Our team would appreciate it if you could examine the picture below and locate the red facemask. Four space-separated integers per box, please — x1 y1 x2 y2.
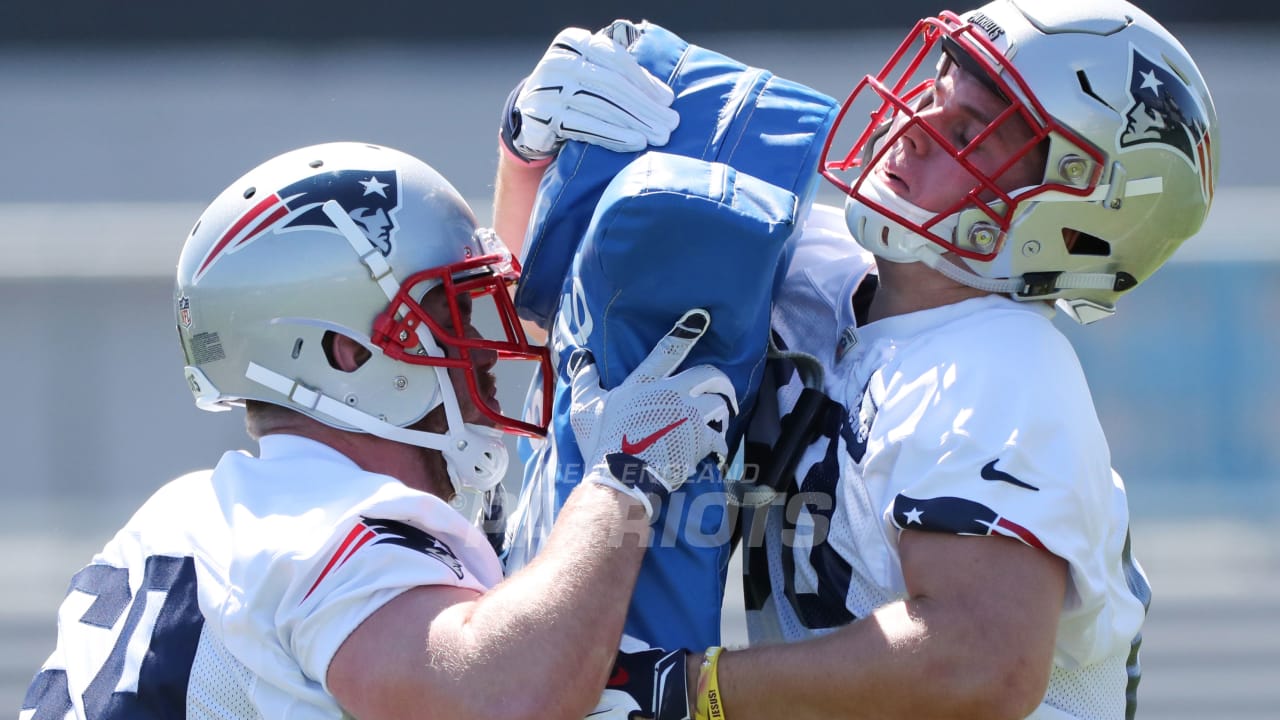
819 11 1103 261
372 253 552 438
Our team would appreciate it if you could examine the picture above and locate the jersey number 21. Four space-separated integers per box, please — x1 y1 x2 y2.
22 555 204 719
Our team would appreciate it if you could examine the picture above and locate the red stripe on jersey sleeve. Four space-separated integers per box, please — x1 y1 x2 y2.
994 517 1047 552
301 522 368 604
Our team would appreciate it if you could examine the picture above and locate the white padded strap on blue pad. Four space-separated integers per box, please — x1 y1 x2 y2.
514 20 838 330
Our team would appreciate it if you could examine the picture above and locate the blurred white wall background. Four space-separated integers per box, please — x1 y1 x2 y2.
2 28 1277 717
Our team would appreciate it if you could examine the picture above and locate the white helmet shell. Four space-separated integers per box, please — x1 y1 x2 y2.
176 142 551 492
826 0 1219 321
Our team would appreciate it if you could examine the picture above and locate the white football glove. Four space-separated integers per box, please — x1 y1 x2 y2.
569 309 737 519
503 23 679 162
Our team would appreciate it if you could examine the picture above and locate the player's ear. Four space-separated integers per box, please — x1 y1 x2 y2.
323 331 372 373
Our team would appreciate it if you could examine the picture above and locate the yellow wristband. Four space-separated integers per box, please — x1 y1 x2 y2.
695 646 726 720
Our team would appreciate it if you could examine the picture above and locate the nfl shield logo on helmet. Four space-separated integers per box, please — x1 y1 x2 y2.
178 295 192 328
194 168 402 281
1119 47 1214 203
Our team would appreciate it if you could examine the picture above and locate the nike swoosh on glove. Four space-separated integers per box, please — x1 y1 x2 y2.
569 309 737 520
501 24 679 162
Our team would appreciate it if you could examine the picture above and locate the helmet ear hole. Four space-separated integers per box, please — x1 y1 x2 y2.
1063 229 1111 257
322 331 372 372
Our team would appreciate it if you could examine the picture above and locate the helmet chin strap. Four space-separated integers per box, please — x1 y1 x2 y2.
240 201 510 495
917 250 1025 293
846 175 1119 298
845 174 952 265
244 361 508 493
847 175 1022 292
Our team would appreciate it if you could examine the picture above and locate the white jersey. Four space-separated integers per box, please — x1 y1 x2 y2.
743 205 1149 720
22 434 502 720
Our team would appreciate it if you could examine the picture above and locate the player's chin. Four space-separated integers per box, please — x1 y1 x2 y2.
460 396 501 428
475 396 503 426
478 373 502 415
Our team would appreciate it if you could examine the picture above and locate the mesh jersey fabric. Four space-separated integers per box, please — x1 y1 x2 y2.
741 204 1150 719
22 434 500 719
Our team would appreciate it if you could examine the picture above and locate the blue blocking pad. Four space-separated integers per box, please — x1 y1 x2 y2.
540 152 799 651
559 152 801 449
510 22 837 652
514 20 838 331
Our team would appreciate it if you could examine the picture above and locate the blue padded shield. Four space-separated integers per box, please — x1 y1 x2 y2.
538 152 800 651
514 20 838 331
507 23 837 652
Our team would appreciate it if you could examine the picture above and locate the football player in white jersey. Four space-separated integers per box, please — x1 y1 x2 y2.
21 141 737 720
495 1 1218 717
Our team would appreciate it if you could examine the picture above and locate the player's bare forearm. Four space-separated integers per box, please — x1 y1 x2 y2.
492 144 549 266
407 309 722 718
713 532 1066 720
439 481 650 715
329 481 649 720
493 144 551 343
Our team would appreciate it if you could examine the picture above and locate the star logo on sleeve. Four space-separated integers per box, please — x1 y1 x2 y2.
891 494 1045 550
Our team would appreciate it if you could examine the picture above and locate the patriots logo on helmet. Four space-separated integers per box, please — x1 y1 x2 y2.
1119 48 1214 202
194 168 401 281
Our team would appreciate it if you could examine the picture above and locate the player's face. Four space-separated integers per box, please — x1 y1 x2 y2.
416 285 502 427
872 58 1044 212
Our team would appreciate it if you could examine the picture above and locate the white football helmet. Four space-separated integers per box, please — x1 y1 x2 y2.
175 142 551 493
821 0 1219 323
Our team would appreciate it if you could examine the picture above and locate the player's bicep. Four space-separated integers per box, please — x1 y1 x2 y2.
899 529 1066 690
327 584 482 720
